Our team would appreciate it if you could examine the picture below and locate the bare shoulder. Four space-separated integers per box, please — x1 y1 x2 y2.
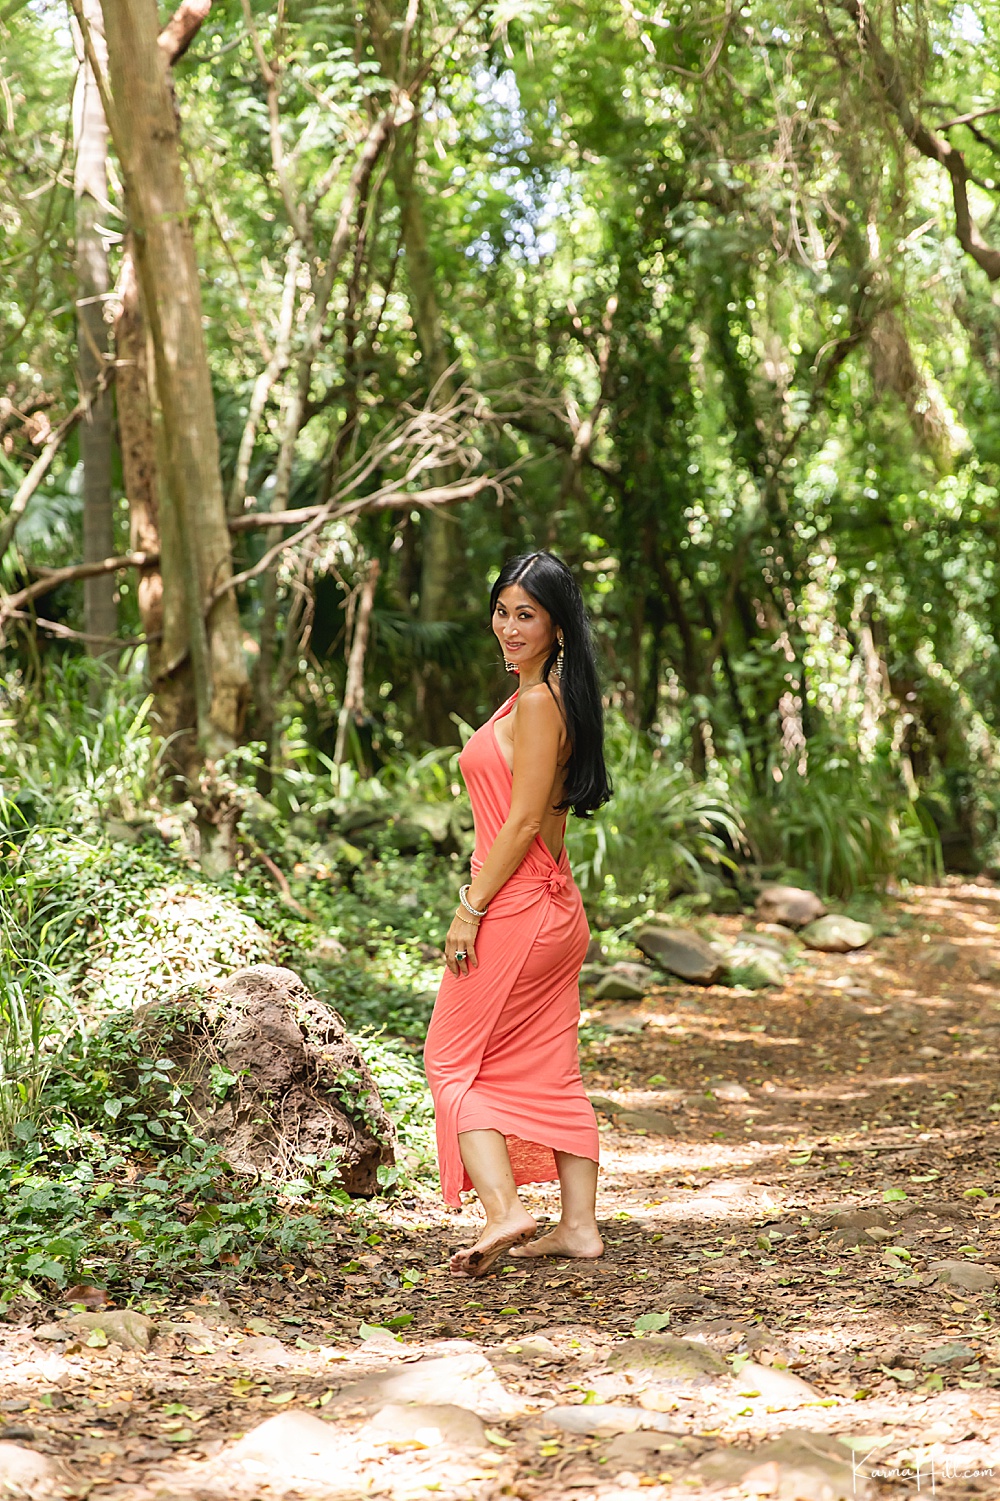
515 681 566 733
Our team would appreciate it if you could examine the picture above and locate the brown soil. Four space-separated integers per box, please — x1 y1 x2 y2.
3 882 1000 1499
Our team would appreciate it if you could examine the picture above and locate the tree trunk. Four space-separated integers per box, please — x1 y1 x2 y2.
114 242 169 693
392 145 462 743
72 0 116 653
95 0 250 808
334 558 380 768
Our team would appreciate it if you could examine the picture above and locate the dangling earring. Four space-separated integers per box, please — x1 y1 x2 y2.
555 634 565 678
505 658 519 674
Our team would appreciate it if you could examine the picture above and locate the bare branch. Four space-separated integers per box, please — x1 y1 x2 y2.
227 242 300 515
936 104 1000 132
3 610 155 647
157 0 211 65
216 474 501 604
0 366 115 565
835 0 1000 280
0 551 154 621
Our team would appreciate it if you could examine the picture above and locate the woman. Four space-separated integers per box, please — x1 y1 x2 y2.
424 551 612 1278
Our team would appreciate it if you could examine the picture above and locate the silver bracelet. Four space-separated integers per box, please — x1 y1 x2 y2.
459 883 488 918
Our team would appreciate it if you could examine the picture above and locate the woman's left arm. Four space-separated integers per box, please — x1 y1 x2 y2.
443 687 564 976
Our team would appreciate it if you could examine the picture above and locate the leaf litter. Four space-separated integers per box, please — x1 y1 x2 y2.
1 881 1000 1496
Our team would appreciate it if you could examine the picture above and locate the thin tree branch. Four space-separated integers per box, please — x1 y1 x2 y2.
227 242 300 515
157 0 211 65
215 473 501 604
0 366 115 564
0 551 154 618
936 105 1000 132
3 610 155 647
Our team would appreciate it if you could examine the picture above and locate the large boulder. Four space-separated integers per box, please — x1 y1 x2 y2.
129 966 395 1195
754 885 826 928
634 927 723 985
800 915 874 952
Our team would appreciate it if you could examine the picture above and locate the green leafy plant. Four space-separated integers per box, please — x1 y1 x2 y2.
741 752 942 897
567 716 744 906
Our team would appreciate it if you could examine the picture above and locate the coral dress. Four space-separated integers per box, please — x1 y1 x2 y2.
424 692 599 1206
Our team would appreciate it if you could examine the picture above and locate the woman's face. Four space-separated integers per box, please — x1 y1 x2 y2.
492 584 558 676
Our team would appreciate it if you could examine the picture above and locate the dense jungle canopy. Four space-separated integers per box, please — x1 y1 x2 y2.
3 0 1000 881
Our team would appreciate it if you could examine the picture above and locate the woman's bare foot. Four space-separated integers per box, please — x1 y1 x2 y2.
510 1222 603 1260
450 1209 537 1278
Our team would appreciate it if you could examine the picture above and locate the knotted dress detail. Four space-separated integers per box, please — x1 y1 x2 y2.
423 692 599 1205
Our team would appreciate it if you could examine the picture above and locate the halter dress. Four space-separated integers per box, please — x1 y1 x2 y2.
423 691 599 1206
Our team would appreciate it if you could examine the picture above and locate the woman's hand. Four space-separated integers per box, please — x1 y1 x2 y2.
445 911 479 977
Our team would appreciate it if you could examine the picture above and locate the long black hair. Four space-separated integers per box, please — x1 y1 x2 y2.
490 551 612 818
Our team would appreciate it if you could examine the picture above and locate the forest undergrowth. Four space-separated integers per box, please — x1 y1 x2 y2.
0 659 944 1311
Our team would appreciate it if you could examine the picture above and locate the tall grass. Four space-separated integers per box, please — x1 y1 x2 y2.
1 657 155 827
742 754 942 898
566 716 744 903
0 797 81 1148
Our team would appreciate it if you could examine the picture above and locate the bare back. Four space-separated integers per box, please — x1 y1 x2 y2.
492 685 569 863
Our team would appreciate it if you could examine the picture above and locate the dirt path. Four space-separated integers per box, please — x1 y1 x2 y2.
3 882 1000 1498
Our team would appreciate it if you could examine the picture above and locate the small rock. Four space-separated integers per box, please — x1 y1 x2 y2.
598 1006 648 1031
30 1326 69 1344
334 1351 520 1418
595 973 649 1002
709 1080 750 1103
610 960 654 986
0 1443 71 1499
224 1411 349 1480
59 1310 155 1351
733 1358 819 1408
615 1109 676 1136
501 1335 561 1362
825 1208 901 1248
801 915 875 952
692 1430 868 1500
755 885 826 929
929 1260 1000 1293
725 940 785 987
357 1329 406 1355
361 1404 487 1450
607 1335 728 1386
920 1341 977 1368
634 927 724 984
918 1046 944 1059
0 1427 35 1444
234 1335 292 1364
546 1405 677 1436
655 1281 712 1310
926 942 961 969
588 1095 620 1116
604 1429 686 1470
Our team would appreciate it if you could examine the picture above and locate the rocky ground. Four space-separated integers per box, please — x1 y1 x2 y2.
3 879 1000 1499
